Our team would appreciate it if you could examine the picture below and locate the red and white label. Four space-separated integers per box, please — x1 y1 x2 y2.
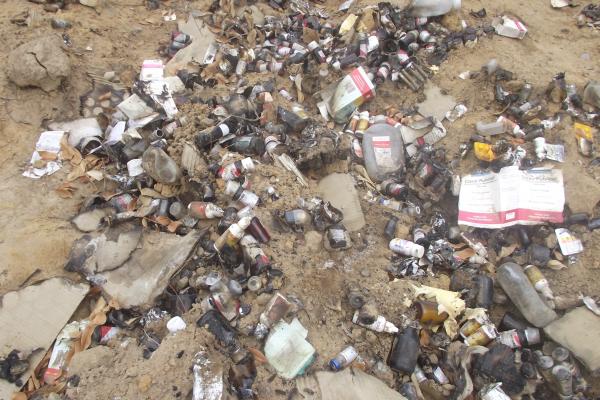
350 68 375 101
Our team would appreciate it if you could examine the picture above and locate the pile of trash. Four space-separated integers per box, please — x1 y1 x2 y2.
3 0 600 399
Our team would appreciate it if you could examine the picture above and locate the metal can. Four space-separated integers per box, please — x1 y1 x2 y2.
464 324 497 346
460 319 482 339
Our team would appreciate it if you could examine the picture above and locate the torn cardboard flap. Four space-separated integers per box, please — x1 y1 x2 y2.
98 230 203 309
0 278 89 400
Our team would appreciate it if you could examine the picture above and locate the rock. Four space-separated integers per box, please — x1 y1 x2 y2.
138 375 152 393
7 36 70 91
68 346 115 377
304 231 323 252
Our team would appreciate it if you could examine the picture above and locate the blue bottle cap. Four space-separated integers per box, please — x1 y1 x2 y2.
329 359 341 371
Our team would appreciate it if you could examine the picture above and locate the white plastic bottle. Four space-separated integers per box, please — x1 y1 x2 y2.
362 124 405 182
410 0 461 17
389 239 425 258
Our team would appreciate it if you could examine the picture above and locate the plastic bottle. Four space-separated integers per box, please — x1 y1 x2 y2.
362 124 405 182
141 146 182 184
329 346 358 370
409 0 461 17
352 310 398 333
389 239 425 258
387 326 420 373
496 262 557 328
214 217 252 252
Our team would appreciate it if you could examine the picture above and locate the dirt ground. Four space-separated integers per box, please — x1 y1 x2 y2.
1 0 600 399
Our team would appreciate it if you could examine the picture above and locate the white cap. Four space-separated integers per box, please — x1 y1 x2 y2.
167 316 187 333
452 0 461 11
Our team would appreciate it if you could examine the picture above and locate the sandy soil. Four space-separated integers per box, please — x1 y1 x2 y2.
0 0 599 399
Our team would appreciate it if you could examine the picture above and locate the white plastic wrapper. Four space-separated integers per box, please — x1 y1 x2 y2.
23 131 65 179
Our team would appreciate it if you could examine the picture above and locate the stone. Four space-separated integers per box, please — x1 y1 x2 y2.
7 36 70 92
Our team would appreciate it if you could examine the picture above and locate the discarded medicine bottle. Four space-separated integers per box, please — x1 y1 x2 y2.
188 202 224 219
324 223 352 250
414 300 448 324
497 262 557 328
523 265 554 300
238 207 271 243
329 346 358 371
362 124 405 182
389 239 425 258
240 234 271 276
388 326 420 374
380 179 408 200
216 157 255 181
214 217 252 252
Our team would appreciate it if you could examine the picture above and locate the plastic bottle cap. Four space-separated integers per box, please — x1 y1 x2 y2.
329 359 342 370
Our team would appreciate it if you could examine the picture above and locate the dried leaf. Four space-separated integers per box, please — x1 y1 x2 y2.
294 74 304 104
67 161 87 181
247 29 257 48
140 188 167 199
454 247 475 259
86 170 104 181
498 243 518 259
56 182 77 198
167 220 183 233
547 259 568 270
153 215 172 227
247 347 267 364
60 135 83 165
12 392 28 400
